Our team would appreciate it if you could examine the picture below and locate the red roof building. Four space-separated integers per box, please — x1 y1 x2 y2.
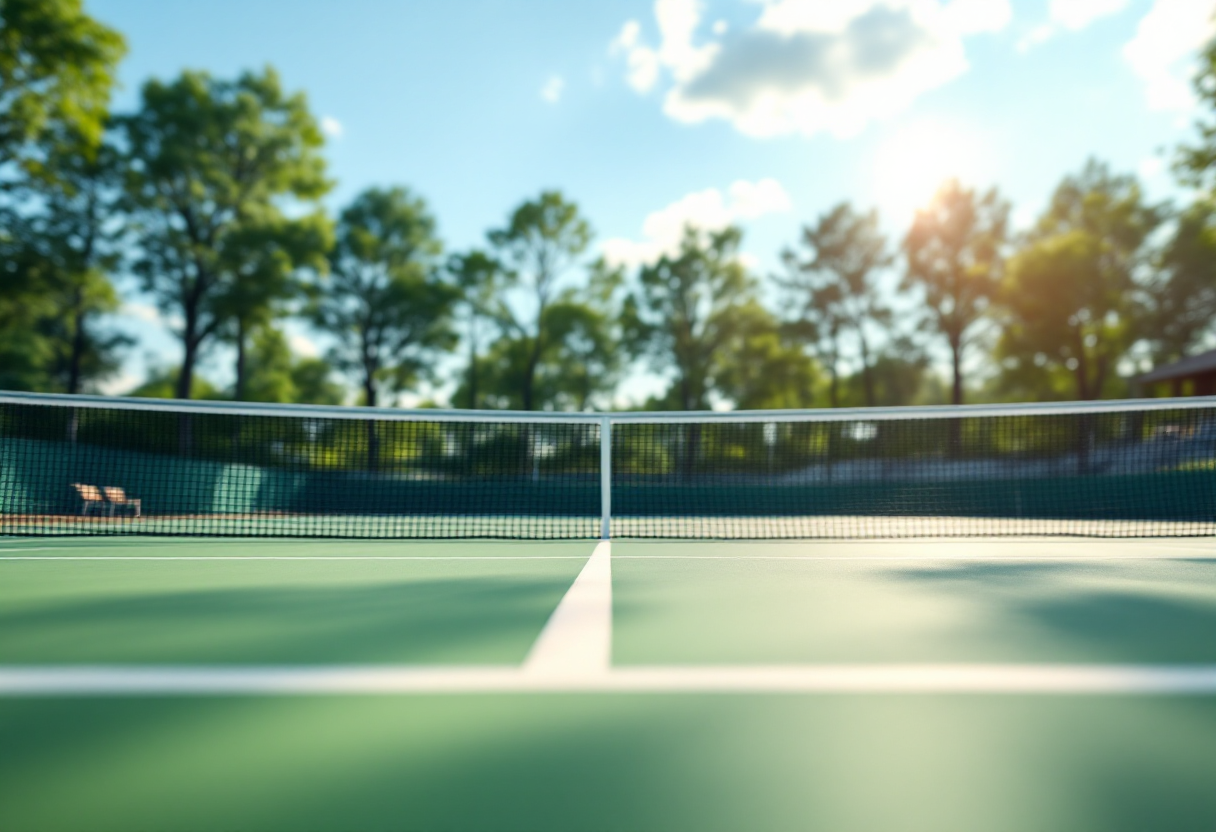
1133 348 1216 397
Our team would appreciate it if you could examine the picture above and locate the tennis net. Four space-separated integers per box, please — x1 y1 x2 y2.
1 391 1214 538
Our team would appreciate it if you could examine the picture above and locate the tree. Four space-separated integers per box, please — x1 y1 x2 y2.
126 366 222 400
997 160 1162 400
1175 33 1216 195
902 179 1009 405
446 249 503 409
1144 200 1216 364
0 0 125 174
24 134 129 393
0 211 56 390
461 258 622 411
310 187 456 408
714 304 820 410
216 215 331 400
487 191 593 411
841 337 941 407
780 203 893 407
241 326 343 405
118 67 331 400
624 226 759 411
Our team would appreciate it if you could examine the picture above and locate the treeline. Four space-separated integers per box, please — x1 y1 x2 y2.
3 1 1216 412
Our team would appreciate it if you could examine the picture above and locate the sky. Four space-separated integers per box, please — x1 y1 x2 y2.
90 0 1216 404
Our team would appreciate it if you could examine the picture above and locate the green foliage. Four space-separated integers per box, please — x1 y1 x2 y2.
1175 35 1216 193
240 327 344 405
118 67 331 399
1144 199 1216 362
902 179 1009 404
714 305 821 410
624 226 760 411
0 134 128 393
779 203 893 407
0 211 55 389
446 248 504 409
462 258 623 411
485 190 596 410
997 160 1162 401
125 366 223 400
309 186 457 407
0 0 125 171
840 337 944 407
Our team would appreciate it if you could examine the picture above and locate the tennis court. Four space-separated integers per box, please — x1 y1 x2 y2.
2 534 1216 831
2 392 1216 830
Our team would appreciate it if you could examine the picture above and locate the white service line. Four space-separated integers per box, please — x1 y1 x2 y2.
0 556 588 561
609 555 1216 561
523 540 612 676
3 664 1216 695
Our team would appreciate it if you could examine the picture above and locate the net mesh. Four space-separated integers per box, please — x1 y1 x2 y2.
2 396 1214 539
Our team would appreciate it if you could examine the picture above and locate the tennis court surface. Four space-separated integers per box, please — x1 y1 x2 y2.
2 393 1216 830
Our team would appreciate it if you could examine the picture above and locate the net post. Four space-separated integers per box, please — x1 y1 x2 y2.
600 415 611 540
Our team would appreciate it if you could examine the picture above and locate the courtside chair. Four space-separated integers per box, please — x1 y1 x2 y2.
72 483 106 516
102 487 141 518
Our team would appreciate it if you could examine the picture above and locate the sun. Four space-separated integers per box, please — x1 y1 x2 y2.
872 124 978 221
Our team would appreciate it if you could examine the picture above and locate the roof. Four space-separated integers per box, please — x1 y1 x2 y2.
1134 348 1216 384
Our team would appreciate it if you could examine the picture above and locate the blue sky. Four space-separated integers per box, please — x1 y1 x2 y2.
91 0 1215 403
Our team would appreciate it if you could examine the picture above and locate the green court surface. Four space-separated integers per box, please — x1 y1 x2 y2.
2 536 1216 832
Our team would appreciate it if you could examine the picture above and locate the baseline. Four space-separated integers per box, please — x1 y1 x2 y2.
3 664 1216 695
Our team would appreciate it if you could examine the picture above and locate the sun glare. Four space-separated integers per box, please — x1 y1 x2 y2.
873 125 978 220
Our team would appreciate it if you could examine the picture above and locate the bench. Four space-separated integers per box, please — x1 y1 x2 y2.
72 483 107 516
102 487 142 518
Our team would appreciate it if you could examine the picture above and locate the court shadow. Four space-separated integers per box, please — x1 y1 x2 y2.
0 573 573 664
3 695 1216 832
888 560 1216 663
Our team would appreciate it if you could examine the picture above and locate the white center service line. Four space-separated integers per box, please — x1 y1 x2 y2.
2 664 1215 695
523 540 613 676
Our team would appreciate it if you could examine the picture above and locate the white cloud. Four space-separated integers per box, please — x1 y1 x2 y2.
1050 0 1129 31
289 333 320 359
120 301 184 333
1138 154 1166 181
320 116 343 138
1016 23 1056 52
1123 0 1216 111
601 178 792 268
944 0 1012 34
541 75 565 103
120 302 161 325
98 369 141 397
1020 0 1129 50
611 19 663 92
609 0 1012 138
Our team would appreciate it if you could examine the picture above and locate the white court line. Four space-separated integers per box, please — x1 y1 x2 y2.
523 540 612 676
610 555 1216 561
3 664 1215 695
0 556 588 561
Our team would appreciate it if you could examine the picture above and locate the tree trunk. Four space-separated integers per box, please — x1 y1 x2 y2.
948 332 963 456
858 331 875 408
178 332 197 400
1073 344 1091 401
522 340 541 411
67 289 86 396
176 330 198 456
826 333 840 408
949 333 963 406
364 372 379 472
234 318 248 402
467 341 478 409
